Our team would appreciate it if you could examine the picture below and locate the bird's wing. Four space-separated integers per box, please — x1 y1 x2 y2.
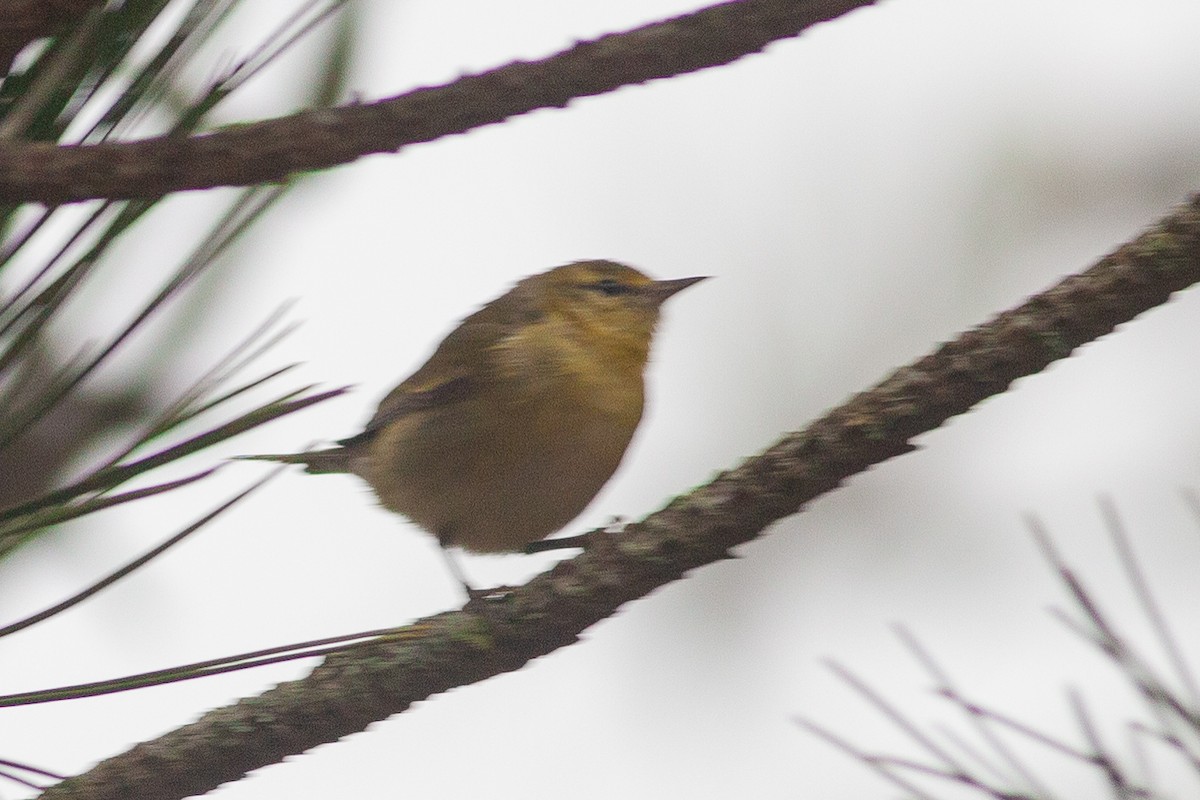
337 314 517 447
338 373 474 447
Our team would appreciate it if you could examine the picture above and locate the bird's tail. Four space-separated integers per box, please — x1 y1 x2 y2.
236 447 351 474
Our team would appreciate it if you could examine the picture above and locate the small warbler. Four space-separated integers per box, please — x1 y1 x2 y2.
248 260 705 592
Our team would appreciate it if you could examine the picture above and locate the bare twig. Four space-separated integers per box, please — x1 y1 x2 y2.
899 625 1058 798
1099 498 1200 710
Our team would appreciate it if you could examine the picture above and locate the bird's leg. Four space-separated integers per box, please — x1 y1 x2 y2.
439 545 479 599
438 540 516 602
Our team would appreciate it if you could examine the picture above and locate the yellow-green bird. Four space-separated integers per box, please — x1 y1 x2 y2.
248 260 705 594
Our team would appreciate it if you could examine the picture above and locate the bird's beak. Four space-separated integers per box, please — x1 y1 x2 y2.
646 275 709 305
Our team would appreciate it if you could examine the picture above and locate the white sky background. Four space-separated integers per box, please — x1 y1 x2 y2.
5 0 1200 797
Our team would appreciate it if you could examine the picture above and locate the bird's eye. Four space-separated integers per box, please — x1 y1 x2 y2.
590 278 632 296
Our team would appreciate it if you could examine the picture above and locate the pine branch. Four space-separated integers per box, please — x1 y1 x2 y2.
0 0 355 527
0 0 879 204
35 194 1200 800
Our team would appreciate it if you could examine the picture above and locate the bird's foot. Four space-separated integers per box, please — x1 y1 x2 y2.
524 517 628 554
463 583 518 603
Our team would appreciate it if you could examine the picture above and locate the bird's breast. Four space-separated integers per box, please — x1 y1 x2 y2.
357 340 646 553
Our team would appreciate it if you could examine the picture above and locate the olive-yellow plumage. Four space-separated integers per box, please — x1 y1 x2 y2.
250 260 704 577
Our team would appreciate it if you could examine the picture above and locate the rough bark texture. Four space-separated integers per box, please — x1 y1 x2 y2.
0 0 879 204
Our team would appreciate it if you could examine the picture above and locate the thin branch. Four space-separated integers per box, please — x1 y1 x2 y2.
1034 520 1200 736
0 466 243 639
0 623 420 706
1127 720 1200 779
824 657 972 778
0 385 347 522
1099 497 1200 710
0 467 217 547
792 715 942 799
0 756 63 782
898 624 1059 798
0 0 879 204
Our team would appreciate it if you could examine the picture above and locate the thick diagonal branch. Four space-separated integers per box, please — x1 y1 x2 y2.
36 197 1200 800
0 0 878 205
